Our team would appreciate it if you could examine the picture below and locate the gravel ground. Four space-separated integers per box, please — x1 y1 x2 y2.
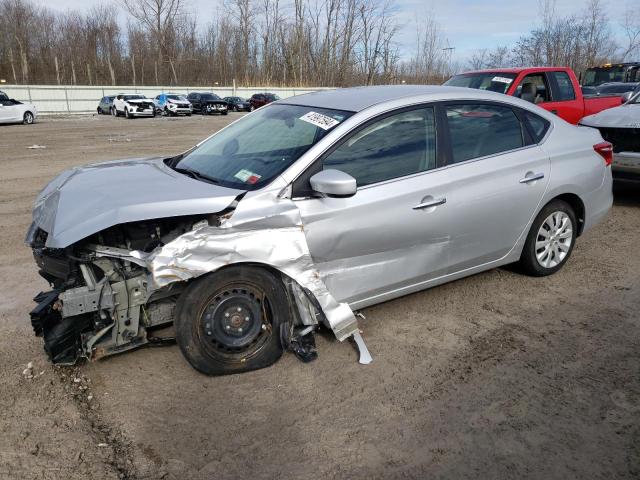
0 114 638 480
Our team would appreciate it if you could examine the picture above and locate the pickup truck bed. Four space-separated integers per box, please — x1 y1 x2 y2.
445 67 623 124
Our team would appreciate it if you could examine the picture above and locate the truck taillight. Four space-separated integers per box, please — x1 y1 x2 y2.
593 142 613 166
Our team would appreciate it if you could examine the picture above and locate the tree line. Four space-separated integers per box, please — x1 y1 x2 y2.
0 0 638 87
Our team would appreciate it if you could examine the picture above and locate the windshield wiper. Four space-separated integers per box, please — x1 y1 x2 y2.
174 166 220 184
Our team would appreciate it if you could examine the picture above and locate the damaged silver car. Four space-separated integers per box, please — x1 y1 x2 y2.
26 86 613 375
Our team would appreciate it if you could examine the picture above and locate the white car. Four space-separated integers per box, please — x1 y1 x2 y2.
112 94 156 119
0 91 37 125
154 93 193 116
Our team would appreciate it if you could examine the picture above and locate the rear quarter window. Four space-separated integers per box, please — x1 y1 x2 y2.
523 111 551 143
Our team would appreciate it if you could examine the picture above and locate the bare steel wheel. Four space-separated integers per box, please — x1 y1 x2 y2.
519 199 577 277
175 265 287 375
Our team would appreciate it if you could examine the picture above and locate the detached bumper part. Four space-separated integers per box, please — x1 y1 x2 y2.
30 290 91 364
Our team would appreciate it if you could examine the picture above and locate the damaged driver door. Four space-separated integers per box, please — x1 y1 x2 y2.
293 105 451 308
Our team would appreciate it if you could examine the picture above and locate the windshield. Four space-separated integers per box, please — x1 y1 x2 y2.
582 67 626 87
201 94 220 101
175 104 353 189
124 95 146 100
444 73 517 94
167 94 186 101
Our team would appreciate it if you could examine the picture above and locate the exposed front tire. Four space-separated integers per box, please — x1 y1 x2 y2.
519 200 577 277
125 108 133 119
23 111 34 124
175 266 287 376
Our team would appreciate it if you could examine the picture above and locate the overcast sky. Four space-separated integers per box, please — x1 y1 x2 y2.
37 0 632 61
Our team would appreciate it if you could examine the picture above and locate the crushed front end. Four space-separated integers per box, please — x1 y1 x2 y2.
26 216 206 365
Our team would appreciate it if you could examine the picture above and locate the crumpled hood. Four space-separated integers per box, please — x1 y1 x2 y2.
580 103 640 128
27 157 245 249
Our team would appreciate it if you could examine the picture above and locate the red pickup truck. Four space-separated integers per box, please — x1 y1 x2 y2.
444 67 623 124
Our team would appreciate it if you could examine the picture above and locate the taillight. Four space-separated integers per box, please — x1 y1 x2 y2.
593 141 613 166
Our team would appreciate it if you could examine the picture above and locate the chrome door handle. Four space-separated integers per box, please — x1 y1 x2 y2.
519 173 545 184
413 197 446 210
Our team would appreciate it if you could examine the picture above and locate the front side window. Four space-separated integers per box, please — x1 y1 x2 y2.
175 104 352 189
550 71 576 101
514 74 550 103
445 104 524 164
322 107 437 187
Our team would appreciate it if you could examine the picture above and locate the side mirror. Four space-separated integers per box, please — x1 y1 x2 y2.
309 169 357 197
621 91 633 104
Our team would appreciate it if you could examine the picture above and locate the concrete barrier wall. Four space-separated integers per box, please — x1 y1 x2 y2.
0 85 334 114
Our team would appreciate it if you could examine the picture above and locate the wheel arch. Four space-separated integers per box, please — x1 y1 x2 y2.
547 193 585 236
171 261 311 327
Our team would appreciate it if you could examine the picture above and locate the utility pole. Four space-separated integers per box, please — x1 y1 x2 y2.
442 46 455 82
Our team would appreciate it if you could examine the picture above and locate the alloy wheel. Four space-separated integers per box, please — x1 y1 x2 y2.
535 211 573 268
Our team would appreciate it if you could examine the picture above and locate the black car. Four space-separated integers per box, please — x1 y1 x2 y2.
222 96 251 112
97 95 116 115
187 92 228 115
595 82 639 96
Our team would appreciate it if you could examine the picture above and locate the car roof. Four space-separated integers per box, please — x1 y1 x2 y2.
278 85 522 112
458 67 570 75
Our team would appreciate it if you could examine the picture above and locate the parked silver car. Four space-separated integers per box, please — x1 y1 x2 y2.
26 86 613 375
580 85 640 181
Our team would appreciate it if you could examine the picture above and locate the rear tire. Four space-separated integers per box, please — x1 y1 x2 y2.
175 266 287 375
519 200 577 277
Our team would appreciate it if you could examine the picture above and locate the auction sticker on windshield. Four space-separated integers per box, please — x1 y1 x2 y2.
492 76 514 84
300 111 340 130
234 169 262 184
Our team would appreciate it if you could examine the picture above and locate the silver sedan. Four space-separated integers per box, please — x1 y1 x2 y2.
26 86 613 375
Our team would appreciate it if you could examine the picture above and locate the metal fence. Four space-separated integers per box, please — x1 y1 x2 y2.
0 84 333 114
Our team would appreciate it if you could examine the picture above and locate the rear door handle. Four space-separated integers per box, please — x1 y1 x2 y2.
519 172 545 184
413 197 446 210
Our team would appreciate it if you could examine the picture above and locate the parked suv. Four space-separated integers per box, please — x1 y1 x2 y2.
97 95 116 115
154 93 192 116
249 93 280 111
187 92 228 115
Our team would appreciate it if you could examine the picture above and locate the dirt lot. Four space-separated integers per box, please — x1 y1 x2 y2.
0 114 638 480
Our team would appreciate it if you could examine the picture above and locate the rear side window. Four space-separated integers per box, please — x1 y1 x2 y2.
523 111 550 143
445 104 524 163
550 71 576 101
323 106 437 186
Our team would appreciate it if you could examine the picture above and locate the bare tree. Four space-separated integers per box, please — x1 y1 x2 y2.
620 3 640 61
